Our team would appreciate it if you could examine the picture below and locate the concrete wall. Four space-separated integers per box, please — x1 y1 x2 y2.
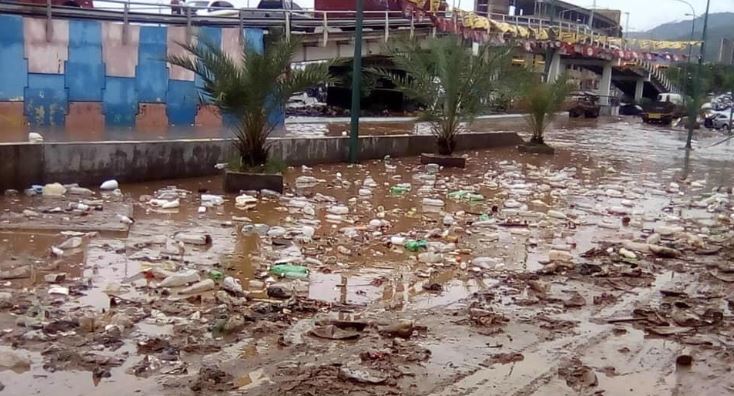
0 14 262 131
0 132 523 190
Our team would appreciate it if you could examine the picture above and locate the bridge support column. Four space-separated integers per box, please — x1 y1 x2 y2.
599 62 613 106
634 78 645 103
546 52 563 83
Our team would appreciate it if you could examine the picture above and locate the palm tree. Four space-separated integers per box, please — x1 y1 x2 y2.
168 35 332 169
521 75 571 145
373 37 514 155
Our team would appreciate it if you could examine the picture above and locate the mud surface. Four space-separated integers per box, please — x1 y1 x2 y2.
0 118 733 395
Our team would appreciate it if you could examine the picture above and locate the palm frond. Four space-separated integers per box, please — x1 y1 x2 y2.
374 36 516 154
167 33 331 167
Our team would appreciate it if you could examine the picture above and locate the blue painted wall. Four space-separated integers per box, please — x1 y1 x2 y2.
25 74 67 127
66 20 104 102
104 77 138 126
166 80 198 126
136 26 168 103
0 15 28 101
0 17 270 130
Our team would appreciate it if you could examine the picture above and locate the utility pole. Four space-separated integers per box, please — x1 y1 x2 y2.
685 0 710 150
588 0 596 30
623 12 630 49
349 0 365 163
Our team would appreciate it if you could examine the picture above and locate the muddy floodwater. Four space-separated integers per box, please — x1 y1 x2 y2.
0 118 733 395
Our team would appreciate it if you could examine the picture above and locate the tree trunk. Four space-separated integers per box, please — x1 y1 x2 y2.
436 135 456 155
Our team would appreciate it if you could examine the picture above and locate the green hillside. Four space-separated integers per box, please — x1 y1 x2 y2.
628 12 733 62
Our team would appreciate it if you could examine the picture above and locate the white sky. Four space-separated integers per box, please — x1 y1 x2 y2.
295 0 734 31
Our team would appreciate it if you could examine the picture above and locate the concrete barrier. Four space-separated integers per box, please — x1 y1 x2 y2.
0 131 523 190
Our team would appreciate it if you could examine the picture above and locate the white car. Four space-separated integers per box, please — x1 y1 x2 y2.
183 0 236 16
711 112 733 130
183 0 307 18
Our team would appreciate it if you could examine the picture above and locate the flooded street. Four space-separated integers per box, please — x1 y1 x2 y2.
0 118 733 395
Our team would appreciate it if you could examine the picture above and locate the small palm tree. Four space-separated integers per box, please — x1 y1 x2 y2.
168 35 332 169
521 75 571 145
373 37 514 155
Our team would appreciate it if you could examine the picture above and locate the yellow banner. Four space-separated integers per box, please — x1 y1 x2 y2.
452 10 701 50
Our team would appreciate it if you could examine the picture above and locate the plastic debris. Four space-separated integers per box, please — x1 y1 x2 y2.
174 232 212 245
270 264 309 279
100 180 119 190
42 183 67 197
158 270 200 288
179 279 215 295
404 240 428 252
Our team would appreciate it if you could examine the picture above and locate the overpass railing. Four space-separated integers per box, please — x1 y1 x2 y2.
0 0 619 45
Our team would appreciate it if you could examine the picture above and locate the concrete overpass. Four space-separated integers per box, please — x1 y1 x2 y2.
0 1 676 131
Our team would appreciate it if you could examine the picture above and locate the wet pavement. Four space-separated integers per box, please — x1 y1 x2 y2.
2 114 527 142
0 117 732 395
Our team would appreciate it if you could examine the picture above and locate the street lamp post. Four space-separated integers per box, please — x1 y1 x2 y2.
683 13 696 64
685 0 711 150
349 0 365 163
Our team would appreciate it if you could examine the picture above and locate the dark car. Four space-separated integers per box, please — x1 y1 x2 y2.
619 103 643 116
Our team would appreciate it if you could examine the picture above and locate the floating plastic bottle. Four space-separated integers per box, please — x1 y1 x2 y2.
404 239 428 252
159 270 200 288
448 190 485 202
208 270 224 281
422 198 445 207
270 264 309 279
390 184 411 195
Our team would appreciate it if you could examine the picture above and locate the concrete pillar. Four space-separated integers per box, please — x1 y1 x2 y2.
599 62 612 106
547 51 563 83
634 78 645 103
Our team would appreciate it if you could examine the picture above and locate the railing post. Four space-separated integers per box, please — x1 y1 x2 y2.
322 12 329 47
185 6 192 43
45 0 53 42
384 10 389 42
238 9 244 45
410 14 415 39
122 2 129 45
285 11 291 41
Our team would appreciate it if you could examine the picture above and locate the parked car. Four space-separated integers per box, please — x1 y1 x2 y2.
8 0 93 8
183 0 236 16
619 103 643 116
711 112 732 130
184 0 307 18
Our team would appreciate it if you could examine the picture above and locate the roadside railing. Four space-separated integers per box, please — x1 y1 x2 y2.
2 0 621 45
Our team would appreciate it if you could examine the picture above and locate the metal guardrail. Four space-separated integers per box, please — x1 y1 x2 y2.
0 0 618 42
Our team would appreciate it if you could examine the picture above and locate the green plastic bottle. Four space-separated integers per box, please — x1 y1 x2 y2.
208 270 224 281
404 239 428 252
270 264 309 279
390 185 411 195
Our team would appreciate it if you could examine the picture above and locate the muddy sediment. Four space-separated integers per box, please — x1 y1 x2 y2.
0 118 732 395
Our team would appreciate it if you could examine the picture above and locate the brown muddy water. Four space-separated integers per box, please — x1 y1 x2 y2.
0 118 733 395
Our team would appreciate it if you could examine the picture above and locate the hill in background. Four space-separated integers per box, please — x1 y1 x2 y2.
628 12 733 62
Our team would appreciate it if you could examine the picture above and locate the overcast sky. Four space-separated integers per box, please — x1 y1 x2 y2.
296 0 734 31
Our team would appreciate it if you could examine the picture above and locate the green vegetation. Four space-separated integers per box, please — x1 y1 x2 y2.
520 75 572 145
168 35 333 170
372 37 515 155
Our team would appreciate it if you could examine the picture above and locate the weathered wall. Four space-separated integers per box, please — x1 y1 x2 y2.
0 14 263 131
0 132 523 190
